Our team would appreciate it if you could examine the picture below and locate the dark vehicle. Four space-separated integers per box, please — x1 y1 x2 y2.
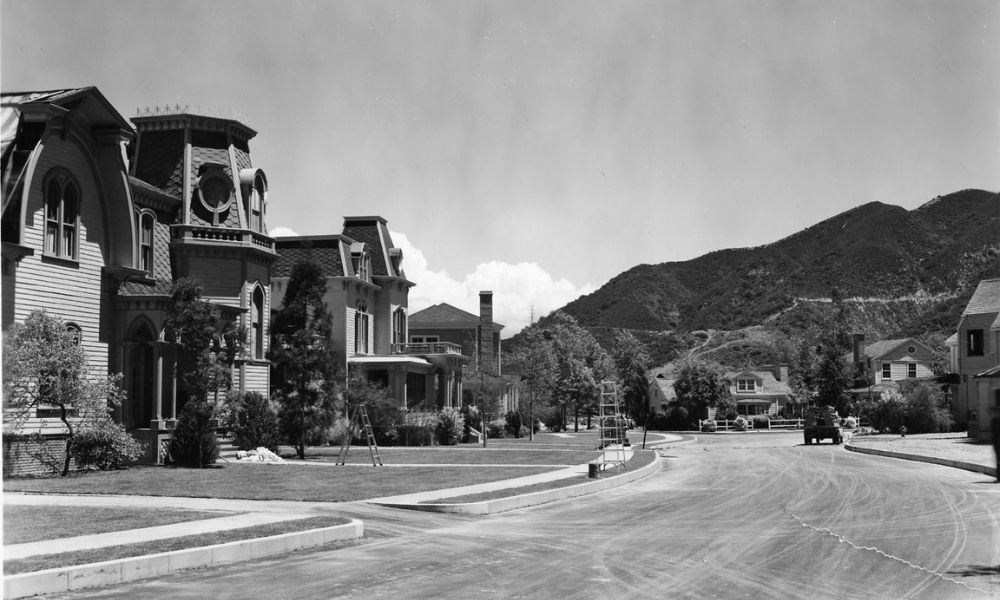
803 406 843 445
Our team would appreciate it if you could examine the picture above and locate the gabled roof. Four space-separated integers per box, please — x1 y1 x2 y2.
409 302 503 330
651 377 677 402
726 370 791 396
962 279 1000 322
861 338 932 360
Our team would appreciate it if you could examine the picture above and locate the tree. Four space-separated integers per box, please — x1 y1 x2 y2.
2 310 128 476
163 278 243 467
672 361 730 427
503 326 557 440
546 312 614 432
813 288 854 415
611 330 652 422
270 262 341 459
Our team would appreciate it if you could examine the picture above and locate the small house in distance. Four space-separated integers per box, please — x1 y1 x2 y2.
724 365 792 417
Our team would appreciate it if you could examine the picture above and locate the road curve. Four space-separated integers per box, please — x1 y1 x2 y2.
56 433 1000 600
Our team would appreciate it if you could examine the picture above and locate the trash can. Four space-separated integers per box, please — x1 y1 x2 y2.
588 462 600 479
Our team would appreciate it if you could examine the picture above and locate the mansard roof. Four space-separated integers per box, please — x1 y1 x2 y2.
272 235 349 279
341 216 408 281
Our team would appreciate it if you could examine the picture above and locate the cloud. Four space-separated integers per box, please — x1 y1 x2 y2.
269 226 299 237
392 231 595 337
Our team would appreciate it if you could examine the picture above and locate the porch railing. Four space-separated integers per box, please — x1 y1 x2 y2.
392 342 464 356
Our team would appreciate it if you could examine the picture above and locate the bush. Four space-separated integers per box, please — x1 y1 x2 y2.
487 418 507 439
436 408 464 445
226 392 280 451
504 411 523 438
733 416 749 432
397 424 434 446
752 415 770 429
460 404 480 442
167 401 219 467
904 384 953 434
858 390 907 433
700 420 717 433
326 417 351 447
70 422 145 471
842 416 858 429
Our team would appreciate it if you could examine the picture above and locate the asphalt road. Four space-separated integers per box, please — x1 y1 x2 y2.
60 432 999 600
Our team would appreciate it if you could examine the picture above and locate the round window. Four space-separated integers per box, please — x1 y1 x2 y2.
907 346 916 354
197 174 233 213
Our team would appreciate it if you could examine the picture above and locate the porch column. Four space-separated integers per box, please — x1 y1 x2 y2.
122 341 137 428
169 350 178 420
152 343 165 423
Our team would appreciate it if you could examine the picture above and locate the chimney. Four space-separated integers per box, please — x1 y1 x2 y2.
852 334 865 369
778 364 788 382
479 291 495 375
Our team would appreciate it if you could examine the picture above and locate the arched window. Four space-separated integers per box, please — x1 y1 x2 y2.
138 211 155 273
44 170 79 260
65 323 82 346
355 301 369 355
249 175 266 233
251 286 265 359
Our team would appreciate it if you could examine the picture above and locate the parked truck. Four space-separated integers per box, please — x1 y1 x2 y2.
803 406 843 445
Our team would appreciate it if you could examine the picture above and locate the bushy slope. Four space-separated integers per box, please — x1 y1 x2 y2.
561 189 999 340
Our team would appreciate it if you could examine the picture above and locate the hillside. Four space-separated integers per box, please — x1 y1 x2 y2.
517 189 999 366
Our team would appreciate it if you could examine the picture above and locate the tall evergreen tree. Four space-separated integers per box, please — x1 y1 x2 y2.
814 287 854 415
270 261 341 459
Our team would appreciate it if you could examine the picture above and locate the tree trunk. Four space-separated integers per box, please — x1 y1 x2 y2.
59 404 73 477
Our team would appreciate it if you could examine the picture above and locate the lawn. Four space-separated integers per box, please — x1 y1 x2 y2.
3 516 350 575
3 506 234 544
3 464 555 502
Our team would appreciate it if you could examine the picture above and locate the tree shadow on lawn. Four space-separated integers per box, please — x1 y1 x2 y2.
946 564 1000 577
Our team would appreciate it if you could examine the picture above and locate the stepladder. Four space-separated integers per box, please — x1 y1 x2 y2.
597 380 627 472
337 404 383 466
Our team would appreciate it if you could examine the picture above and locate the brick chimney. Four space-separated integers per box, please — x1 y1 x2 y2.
479 291 495 375
852 334 865 369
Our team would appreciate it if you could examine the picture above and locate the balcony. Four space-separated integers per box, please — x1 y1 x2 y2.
392 342 465 357
172 225 276 253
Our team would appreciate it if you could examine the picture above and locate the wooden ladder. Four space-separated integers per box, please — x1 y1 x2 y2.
597 380 627 472
337 404 383 466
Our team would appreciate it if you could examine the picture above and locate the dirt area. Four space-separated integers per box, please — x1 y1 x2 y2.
849 432 996 468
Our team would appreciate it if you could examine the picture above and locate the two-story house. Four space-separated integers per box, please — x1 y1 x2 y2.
271 220 470 411
947 279 1000 442
2 88 277 471
846 335 939 404
725 365 792 416
408 292 519 413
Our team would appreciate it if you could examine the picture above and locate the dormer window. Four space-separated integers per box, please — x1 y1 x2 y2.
195 165 234 226
736 378 756 393
350 250 370 281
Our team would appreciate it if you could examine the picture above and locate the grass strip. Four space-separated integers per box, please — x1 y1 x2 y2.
3 506 234 544
3 515 351 575
419 450 657 504
4 465 554 502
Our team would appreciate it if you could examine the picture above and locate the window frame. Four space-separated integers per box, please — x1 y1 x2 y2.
907 362 917 379
354 301 370 354
736 378 756 393
137 210 155 274
967 329 984 357
881 362 892 380
43 170 81 261
251 285 265 360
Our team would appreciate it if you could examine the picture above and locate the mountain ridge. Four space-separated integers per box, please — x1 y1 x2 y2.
524 189 999 366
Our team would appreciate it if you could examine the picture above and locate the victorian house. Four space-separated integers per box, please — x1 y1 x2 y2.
2 87 275 471
271 220 470 411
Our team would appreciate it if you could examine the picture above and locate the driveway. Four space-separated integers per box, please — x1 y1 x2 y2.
44 432 1000 599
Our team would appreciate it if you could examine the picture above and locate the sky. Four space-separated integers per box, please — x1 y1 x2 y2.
3 0 997 336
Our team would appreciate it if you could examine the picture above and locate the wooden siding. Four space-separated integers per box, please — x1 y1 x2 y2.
243 362 269 394
14 136 111 377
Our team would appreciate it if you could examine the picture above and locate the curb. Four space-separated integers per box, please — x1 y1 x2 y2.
844 443 997 478
373 452 662 515
3 520 364 599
